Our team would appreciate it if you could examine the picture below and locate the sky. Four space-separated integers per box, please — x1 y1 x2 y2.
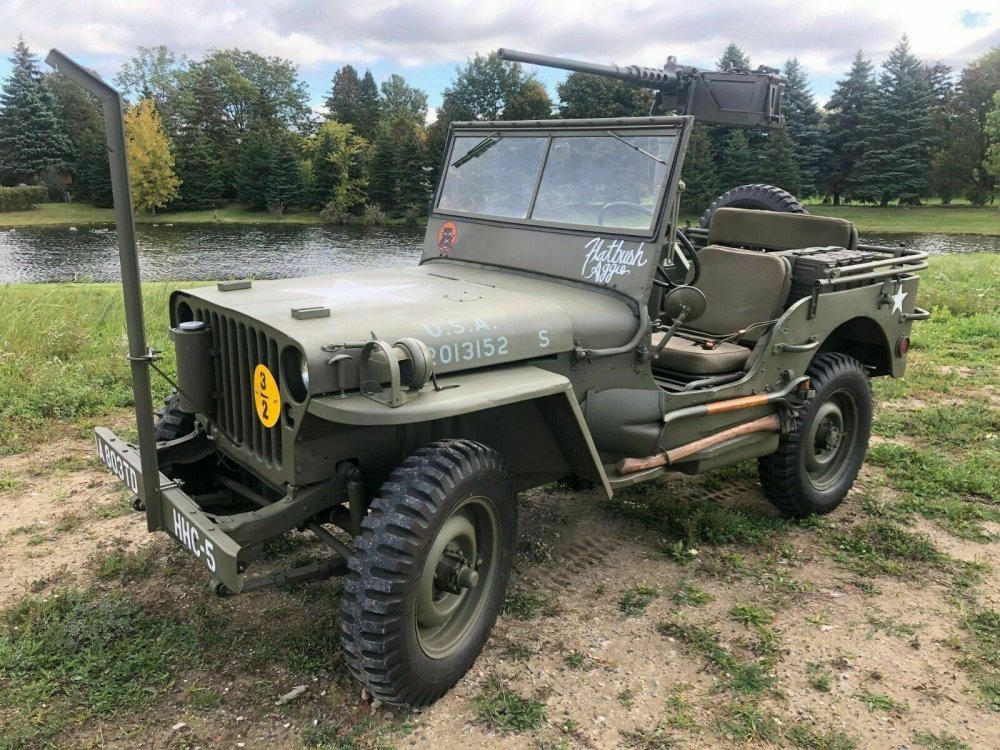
1 0 998 119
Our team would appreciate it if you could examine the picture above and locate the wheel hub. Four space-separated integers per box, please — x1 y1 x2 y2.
435 548 481 595
415 496 501 660
803 389 859 490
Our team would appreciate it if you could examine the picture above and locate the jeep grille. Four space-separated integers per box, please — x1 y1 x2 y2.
192 307 283 468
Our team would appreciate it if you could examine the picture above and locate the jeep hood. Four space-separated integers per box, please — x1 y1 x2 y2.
175 263 636 384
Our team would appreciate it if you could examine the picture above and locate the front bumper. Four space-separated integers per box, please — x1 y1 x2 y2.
95 427 248 593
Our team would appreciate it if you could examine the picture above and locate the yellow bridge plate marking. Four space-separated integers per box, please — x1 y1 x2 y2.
253 364 280 428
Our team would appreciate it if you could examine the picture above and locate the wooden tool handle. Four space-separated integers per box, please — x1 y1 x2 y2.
616 413 781 475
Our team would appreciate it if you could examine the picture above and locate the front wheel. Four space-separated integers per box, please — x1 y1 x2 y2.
339 440 517 706
758 353 872 517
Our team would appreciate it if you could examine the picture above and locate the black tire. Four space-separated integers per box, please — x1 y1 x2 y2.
340 439 517 706
698 184 807 228
758 353 872 518
155 392 195 443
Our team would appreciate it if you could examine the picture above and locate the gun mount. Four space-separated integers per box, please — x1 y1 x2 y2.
497 48 785 129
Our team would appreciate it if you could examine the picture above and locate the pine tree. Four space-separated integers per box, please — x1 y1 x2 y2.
45 71 105 202
395 125 429 211
173 130 224 209
716 130 758 190
325 65 361 123
851 37 934 206
264 135 304 216
781 59 824 197
74 131 113 207
369 128 397 208
680 124 718 213
235 126 274 210
125 99 180 213
356 71 382 140
0 38 72 185
822 51 877 204
718 44 751 71
757 130 801 196
176 65 236 194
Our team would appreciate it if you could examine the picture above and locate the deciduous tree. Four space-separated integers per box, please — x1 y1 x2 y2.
557 73 652 119
125 99 180 213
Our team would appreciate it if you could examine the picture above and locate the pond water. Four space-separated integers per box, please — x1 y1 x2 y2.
0 223 995 283
0 224 425 283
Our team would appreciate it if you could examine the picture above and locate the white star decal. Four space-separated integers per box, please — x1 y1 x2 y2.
890 286 908 315
281 280 418 307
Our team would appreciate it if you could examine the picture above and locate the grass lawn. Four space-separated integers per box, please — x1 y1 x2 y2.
0 202 422 228
806 204 1000 235
2 201 996 235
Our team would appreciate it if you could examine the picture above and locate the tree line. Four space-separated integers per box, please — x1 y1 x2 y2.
0 36 998 220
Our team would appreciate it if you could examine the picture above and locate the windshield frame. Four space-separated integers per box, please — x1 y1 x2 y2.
432 120 686 240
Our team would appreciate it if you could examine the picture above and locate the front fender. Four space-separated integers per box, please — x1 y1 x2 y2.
307 364 612 497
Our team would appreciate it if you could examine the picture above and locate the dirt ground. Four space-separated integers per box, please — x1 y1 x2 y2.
1 432 998 750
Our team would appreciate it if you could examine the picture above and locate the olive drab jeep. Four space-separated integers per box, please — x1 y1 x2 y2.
48 47 930 707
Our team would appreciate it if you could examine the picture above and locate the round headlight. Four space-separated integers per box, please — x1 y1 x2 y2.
281 346 309 403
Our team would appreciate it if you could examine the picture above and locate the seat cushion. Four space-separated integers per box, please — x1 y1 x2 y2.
651 334 752 375
709 207 858 251
690 245 791 339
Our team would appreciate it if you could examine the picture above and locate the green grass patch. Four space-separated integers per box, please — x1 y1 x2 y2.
913 731 972 750
603 489 788 550
619 584 660 617
619 721 679 749
856 691 903 713
502 588 558 620
563 649 597 671
658 618 778 695
472 677 546 733
806 661 833 692
730 603 774 627
830 520 948 578
786 722 857 749
0 283 181 454
672 580 713 606
956 607 1000 710
720 701 781 743
0 590 200 747
90 545 159 583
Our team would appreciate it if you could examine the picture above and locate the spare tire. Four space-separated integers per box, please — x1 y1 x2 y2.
698 184 807 228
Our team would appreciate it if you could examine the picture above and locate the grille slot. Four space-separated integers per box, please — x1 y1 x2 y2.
195 308 283 468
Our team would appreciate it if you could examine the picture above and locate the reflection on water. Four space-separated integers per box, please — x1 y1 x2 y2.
0 223 425 283
0 222 995 284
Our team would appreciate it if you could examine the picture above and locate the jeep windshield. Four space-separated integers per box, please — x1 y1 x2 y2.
437 129 676 235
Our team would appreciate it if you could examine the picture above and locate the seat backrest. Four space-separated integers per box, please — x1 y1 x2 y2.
709 207 858 251
689 245 791 339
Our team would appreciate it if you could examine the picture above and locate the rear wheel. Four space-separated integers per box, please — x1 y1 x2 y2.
758 353 872 517
339 439 516 706
698 183 807 228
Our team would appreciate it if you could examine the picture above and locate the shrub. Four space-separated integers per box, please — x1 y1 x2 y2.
362 203 385 226
0 185 49 212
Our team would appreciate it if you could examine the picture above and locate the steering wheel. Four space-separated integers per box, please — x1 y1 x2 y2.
597 201 653 227
654 228 701 289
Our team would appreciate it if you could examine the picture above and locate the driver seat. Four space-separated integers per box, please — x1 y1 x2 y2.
652 245 792 375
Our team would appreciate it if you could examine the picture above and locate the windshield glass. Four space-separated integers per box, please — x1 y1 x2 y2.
437 136 547 219
436 131 676 233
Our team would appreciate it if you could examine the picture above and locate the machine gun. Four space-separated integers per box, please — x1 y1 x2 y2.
497 48 785 129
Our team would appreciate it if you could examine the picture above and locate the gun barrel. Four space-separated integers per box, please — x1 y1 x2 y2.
497 48 679 91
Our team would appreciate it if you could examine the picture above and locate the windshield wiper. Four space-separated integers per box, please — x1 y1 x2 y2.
451 133 503 168
606 131 666 165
